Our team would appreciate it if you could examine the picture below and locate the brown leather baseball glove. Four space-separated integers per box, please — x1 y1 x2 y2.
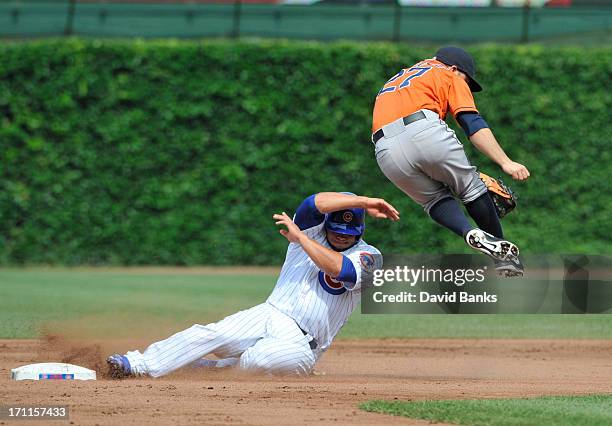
479 172 517 219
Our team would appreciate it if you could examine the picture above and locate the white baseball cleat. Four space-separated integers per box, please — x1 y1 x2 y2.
465 228 520 261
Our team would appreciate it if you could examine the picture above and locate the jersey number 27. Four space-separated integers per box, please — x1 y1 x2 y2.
377 66 432 96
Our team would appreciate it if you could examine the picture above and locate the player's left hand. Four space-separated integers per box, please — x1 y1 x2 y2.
364 197 400 221
273 212 303 243
501 161 530 181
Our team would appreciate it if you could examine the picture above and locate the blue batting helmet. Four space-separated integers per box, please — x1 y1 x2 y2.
324 208 365 237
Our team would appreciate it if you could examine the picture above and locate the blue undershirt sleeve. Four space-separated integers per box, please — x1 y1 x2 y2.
336 255 357 284
456 112 489 137
293 194 325 230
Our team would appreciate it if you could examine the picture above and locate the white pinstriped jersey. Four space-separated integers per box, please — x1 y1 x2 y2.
267 222 382 352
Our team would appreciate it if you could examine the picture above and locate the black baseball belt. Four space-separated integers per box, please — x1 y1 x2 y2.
372 110 427 144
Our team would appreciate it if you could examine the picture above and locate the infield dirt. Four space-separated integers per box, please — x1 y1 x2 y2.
2 338 612 425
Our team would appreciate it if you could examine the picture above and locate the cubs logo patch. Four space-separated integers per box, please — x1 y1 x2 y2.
318 271 347 295
342 211 353 223
359 252 376 273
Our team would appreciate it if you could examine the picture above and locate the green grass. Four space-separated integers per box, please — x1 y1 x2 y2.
2 268 612 339
0 269 273 339
361 395 612 426
342 314 612 340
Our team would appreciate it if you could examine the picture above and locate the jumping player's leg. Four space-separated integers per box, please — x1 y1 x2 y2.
428 193 504 240
429 197 472 237
465 193 503 238
419 126 520 262
418 123 506 239
415 121 487 210
375 112 520 264
121 303 271 377
375 114 480 232
375 130 454 212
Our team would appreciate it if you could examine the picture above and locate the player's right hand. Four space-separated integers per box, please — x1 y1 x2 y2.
273 212 304 243
364 198 400 221
502 161 530 181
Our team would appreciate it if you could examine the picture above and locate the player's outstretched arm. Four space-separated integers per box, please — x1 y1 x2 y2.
314 192 400 221
273 212 344 277
469 128 530 181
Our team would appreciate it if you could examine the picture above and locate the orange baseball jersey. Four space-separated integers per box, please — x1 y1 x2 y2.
372 59 478 133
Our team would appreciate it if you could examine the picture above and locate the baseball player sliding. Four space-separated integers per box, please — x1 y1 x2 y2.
107 192 399 378
372 46 529 276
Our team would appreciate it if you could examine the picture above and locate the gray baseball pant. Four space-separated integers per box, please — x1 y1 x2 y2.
374 109 487 214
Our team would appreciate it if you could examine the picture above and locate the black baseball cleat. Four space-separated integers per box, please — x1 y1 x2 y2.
465 229 520 261
106 354 133 379
494 257 524 278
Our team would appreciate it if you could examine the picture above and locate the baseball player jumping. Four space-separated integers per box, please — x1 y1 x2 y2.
107 192 399 378
372 46 529 276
